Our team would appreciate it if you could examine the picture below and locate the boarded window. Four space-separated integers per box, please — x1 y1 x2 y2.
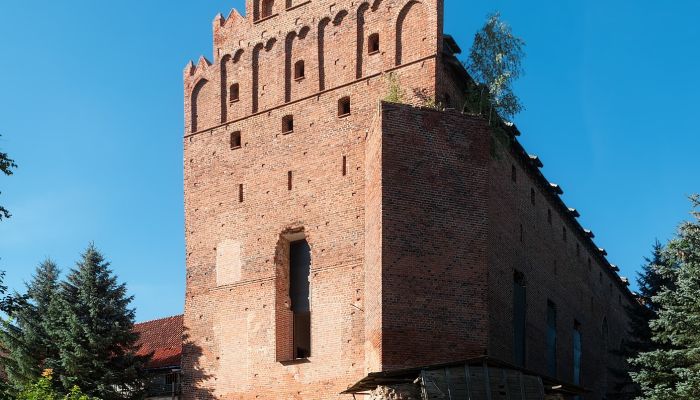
547 301 558 377
368 33 380 54
513 271 526 367
573 321 582 385
290 240 311 359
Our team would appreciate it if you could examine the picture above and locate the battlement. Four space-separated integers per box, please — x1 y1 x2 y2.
184 0 444 135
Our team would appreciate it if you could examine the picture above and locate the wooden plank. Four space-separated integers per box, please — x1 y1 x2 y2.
465 364 472 400
502 369 511 400
483 363 493 400
518 372 525 397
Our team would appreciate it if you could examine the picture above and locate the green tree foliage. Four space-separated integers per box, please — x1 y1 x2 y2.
52 244 148 399
18 370 95 400
631 195 700 399
466 12 525 122
0 271 22 316
612 242 675 399
0 134 18 314
383 72 406 104
0 260 62 390
0 134 17 221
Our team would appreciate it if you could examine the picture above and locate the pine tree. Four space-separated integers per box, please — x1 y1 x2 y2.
631 195 700 399
0 133 17 221
53 244 148 399
0 260 62 391
612 242 674 399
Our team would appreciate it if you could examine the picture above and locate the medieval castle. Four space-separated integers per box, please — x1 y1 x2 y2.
181 0 633 398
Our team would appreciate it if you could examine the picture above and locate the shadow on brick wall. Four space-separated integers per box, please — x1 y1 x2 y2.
181 331 216 400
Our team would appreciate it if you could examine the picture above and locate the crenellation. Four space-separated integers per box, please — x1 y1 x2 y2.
183 1 632 399
186 0 442 135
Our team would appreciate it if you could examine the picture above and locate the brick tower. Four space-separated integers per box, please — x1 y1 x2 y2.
182 1 634 399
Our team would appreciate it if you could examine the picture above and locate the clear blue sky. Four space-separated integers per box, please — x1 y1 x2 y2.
0 1 697 322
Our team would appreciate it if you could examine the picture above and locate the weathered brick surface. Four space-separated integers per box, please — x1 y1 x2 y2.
376 105 491 370
182 1 632 399
487 143 634 398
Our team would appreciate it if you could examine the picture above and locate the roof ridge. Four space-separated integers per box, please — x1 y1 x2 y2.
135 314 183 326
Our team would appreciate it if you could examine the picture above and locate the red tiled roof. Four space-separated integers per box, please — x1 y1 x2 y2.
134 315 183 370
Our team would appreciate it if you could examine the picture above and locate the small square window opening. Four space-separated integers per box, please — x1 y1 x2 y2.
338 96 351 117
368 33 380 54
283 115 294 134
230 131 242 149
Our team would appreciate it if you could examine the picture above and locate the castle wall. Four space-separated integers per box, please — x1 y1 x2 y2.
375 103 492 370
487 140 633 399
183 1 633 399
185 0 444 136
183 25 441 398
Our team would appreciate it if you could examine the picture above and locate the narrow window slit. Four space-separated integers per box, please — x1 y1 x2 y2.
294 60 305 80
239 184 244 203
283 115 294 134
289 239 311 359
288 171 293 190
229 83 240 103
519 224 523 243
513 271 526 367
342 156 347 176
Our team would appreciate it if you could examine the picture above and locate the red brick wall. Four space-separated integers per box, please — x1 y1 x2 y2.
377 103 492 370
182 1 632 399
183 1 444 398
487 140 633 399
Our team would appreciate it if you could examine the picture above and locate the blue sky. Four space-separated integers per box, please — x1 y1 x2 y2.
0 0 697 322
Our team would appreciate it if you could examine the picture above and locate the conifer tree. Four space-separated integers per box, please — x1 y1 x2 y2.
0 260 62 389
612 242 674 399
0 133 17 221
53 244 148 399
631 195 700 399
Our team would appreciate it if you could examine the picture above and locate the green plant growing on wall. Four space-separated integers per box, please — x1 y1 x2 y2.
383 72 406 104
466 12 525 123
